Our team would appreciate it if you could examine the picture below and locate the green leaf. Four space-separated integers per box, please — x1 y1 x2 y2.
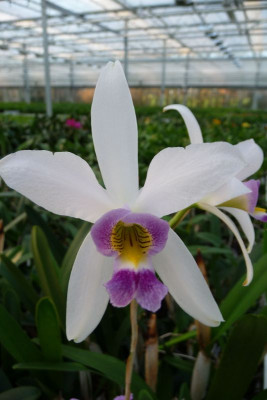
138 389 154 400
25 205 65 264
60 221 90 296
163 355 193 373
196 231 222 247
36 297 62 362
159 330 196 349
0 254 38 313
0 386 41 400
188 245 231 256
263 226 267 255
178 383 191 400
4 289 20 321
252 389 267 400
62 345 156 398
13 361 88 372
31 226 65 327
212 253 267 341
207 315 267 400
0 305 42 362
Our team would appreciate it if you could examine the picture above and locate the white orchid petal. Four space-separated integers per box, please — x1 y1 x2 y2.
66 233 113 343
154 229 223 327
133 142 245 218
220 207 255 253
199 203 253 286
235 139 263 181
91 60 138 206
164 104 203 144
0 150 114 222
202 177 251 207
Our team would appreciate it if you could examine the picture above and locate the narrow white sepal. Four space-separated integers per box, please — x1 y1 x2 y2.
91 60 139 206
154 229 224 327
66 233 113 343
164 104 203 144
199 203 253 286
220 207 255 253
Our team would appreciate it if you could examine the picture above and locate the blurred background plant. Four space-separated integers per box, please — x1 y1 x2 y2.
0 105 266 400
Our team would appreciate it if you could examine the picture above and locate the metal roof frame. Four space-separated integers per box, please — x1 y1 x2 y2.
0 0 266 114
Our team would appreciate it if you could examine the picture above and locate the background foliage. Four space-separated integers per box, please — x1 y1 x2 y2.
0 105 266 399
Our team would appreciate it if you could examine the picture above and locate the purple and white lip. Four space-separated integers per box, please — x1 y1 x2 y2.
91 208 170 312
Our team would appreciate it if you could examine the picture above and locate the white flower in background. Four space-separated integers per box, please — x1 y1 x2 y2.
165 104 266 285
0 62 247 342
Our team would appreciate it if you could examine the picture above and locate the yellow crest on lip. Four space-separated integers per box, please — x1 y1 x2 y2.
111 221 153 267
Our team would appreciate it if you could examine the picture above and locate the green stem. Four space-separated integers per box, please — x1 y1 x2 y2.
169 207 191 229
4 212 27 233
125 300 138 400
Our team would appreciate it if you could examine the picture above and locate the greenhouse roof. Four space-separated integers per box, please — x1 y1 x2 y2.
0 0 267 88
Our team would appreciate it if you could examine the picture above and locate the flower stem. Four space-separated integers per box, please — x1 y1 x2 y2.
125 300 138 400
169 207 191 229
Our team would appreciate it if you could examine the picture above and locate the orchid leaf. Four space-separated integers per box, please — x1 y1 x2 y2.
212 253 267 341
13 362 88 372
31 226 65 327
0 304 42 362
62 345 156 398
26 205 65 264
60 221 90 297
36 297 62 362
138 390 154 400
0 387 41 400
0 254 38 312
207 315 267 400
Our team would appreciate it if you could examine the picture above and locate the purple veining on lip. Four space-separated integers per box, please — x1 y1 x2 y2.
91 208 170 257
243 179 260 213
91 208 130 256
122 212 169 255
105 268 168 312
135 269 168 312
105 269 137 307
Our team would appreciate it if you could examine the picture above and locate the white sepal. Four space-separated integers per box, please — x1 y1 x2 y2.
0 150 114 223
91 60 139 206
154 229 224 327
66 233 113 343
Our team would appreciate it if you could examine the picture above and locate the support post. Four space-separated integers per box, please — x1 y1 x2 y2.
252 60 260 110
160 39 167 106
41 0 52 117
183 52 190 105
69 59 74 102
124 19 129 80
23 44 30 104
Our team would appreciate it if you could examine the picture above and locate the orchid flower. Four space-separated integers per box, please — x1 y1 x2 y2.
164 104 266 285
0 61 247 343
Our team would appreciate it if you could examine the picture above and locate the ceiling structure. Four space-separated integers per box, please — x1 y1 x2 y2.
0 0 266 90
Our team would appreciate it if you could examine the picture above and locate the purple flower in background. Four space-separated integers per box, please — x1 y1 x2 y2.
114 395 133 400
0 61 247 342
66 118 82 129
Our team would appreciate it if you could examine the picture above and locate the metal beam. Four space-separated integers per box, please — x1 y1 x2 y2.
160 40 167 106
124 19 129 80
41 0 52 117
22 45 31 104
